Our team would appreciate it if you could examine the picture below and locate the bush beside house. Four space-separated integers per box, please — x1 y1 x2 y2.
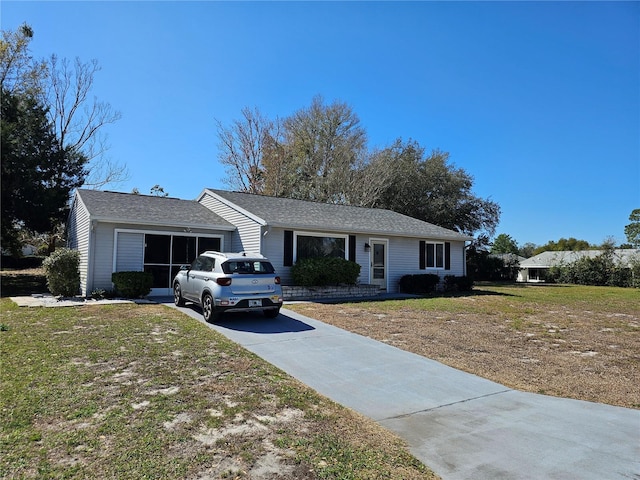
111 271 153 298
291 257 361 287
42 248 80 297
399 274 440 294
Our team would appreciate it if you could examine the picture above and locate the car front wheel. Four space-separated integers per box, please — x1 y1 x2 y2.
202 293 221 323
174 282 185 307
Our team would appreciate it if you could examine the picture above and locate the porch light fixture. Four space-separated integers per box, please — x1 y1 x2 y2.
364 243 371 252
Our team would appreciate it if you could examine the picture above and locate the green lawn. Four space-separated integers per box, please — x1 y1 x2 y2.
0 300 434 479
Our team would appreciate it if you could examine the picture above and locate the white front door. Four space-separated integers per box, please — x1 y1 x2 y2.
369 240 388 290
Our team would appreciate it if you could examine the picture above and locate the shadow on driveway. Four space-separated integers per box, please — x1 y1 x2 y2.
177 302 315 334
215 312 315 334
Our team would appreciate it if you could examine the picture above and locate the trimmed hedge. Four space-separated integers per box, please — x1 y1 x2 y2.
111 271 153 298
399 274 440 294
291 257 361 287
42 248 80 297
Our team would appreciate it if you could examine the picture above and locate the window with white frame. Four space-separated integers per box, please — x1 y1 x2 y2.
295 232 347 261
425 242 445 269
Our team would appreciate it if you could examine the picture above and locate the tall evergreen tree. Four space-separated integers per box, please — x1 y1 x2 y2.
1 89 87 254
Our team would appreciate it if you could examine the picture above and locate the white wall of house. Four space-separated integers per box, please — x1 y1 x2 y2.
66 197 91 296
199 192 263 253
258 227 467 293
386 237 467 292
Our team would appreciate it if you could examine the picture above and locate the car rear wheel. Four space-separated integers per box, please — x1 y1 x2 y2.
174 282 185 307
264 307 280 319
202 293 221 323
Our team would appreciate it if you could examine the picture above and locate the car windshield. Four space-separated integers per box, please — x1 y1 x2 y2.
222 260 275 275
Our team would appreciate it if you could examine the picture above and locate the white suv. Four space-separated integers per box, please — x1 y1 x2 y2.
173 251 283 322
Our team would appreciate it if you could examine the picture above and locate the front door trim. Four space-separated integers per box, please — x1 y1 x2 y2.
369 238 389 291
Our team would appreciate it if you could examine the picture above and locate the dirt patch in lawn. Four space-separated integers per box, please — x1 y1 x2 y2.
287 286 640 409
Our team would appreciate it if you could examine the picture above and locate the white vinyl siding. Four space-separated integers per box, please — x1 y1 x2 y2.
66 196 91 296
386 238 467 293
92 223 118 292
199 192 262 252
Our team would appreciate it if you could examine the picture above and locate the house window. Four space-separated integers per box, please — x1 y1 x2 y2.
295 233 347 261
426 242 445 269
529 268 543 281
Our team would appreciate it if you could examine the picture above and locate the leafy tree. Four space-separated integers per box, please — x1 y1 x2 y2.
624 209 640 248
1 89 87 254
360 139 500 237
0 23 45 97
218 103 500 239
272 95 367 203
534 237 592 255
491 233 519 254
518 242 537 258
466 245 509 281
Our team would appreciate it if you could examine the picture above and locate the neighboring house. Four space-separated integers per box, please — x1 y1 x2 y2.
68 188 473 296
490 253 527 265
517 249 639 283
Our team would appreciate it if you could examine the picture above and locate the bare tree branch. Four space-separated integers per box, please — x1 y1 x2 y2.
46 55 128 188
215 107 273 194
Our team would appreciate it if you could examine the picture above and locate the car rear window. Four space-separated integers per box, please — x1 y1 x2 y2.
222 260 275 275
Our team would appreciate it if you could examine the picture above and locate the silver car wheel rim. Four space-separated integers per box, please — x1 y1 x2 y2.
203 297 212 318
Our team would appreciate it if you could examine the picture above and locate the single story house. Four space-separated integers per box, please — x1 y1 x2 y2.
517 249 639 282
67 188 473 296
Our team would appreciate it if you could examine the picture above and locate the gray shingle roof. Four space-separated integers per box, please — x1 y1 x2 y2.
77 189 234 229
206 189 472 241
519 249 640 268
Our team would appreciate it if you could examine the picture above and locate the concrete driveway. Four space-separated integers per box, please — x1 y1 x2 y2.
164 300 640 479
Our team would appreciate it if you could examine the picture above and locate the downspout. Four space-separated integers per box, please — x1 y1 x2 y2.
463 241 468 277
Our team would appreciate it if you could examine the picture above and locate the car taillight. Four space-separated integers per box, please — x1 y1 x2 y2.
274 276 281 285
216 277 232 286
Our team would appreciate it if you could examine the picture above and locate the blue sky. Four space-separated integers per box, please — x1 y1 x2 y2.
2 1 639 247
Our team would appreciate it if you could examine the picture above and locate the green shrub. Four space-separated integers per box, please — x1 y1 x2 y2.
399 274 440 294
544 251 636 288
444 275 474 292
42 248 80 297
111 271 153 298
291 257 361 287
608 267 632 288
630 256 640 288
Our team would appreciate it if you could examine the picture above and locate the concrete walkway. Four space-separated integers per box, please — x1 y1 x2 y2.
165 301 639 479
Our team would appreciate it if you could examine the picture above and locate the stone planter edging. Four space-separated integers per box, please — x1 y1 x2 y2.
282 284 381 301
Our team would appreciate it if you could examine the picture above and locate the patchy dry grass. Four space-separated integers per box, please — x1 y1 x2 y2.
0 299 435 479
288 284 640 409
